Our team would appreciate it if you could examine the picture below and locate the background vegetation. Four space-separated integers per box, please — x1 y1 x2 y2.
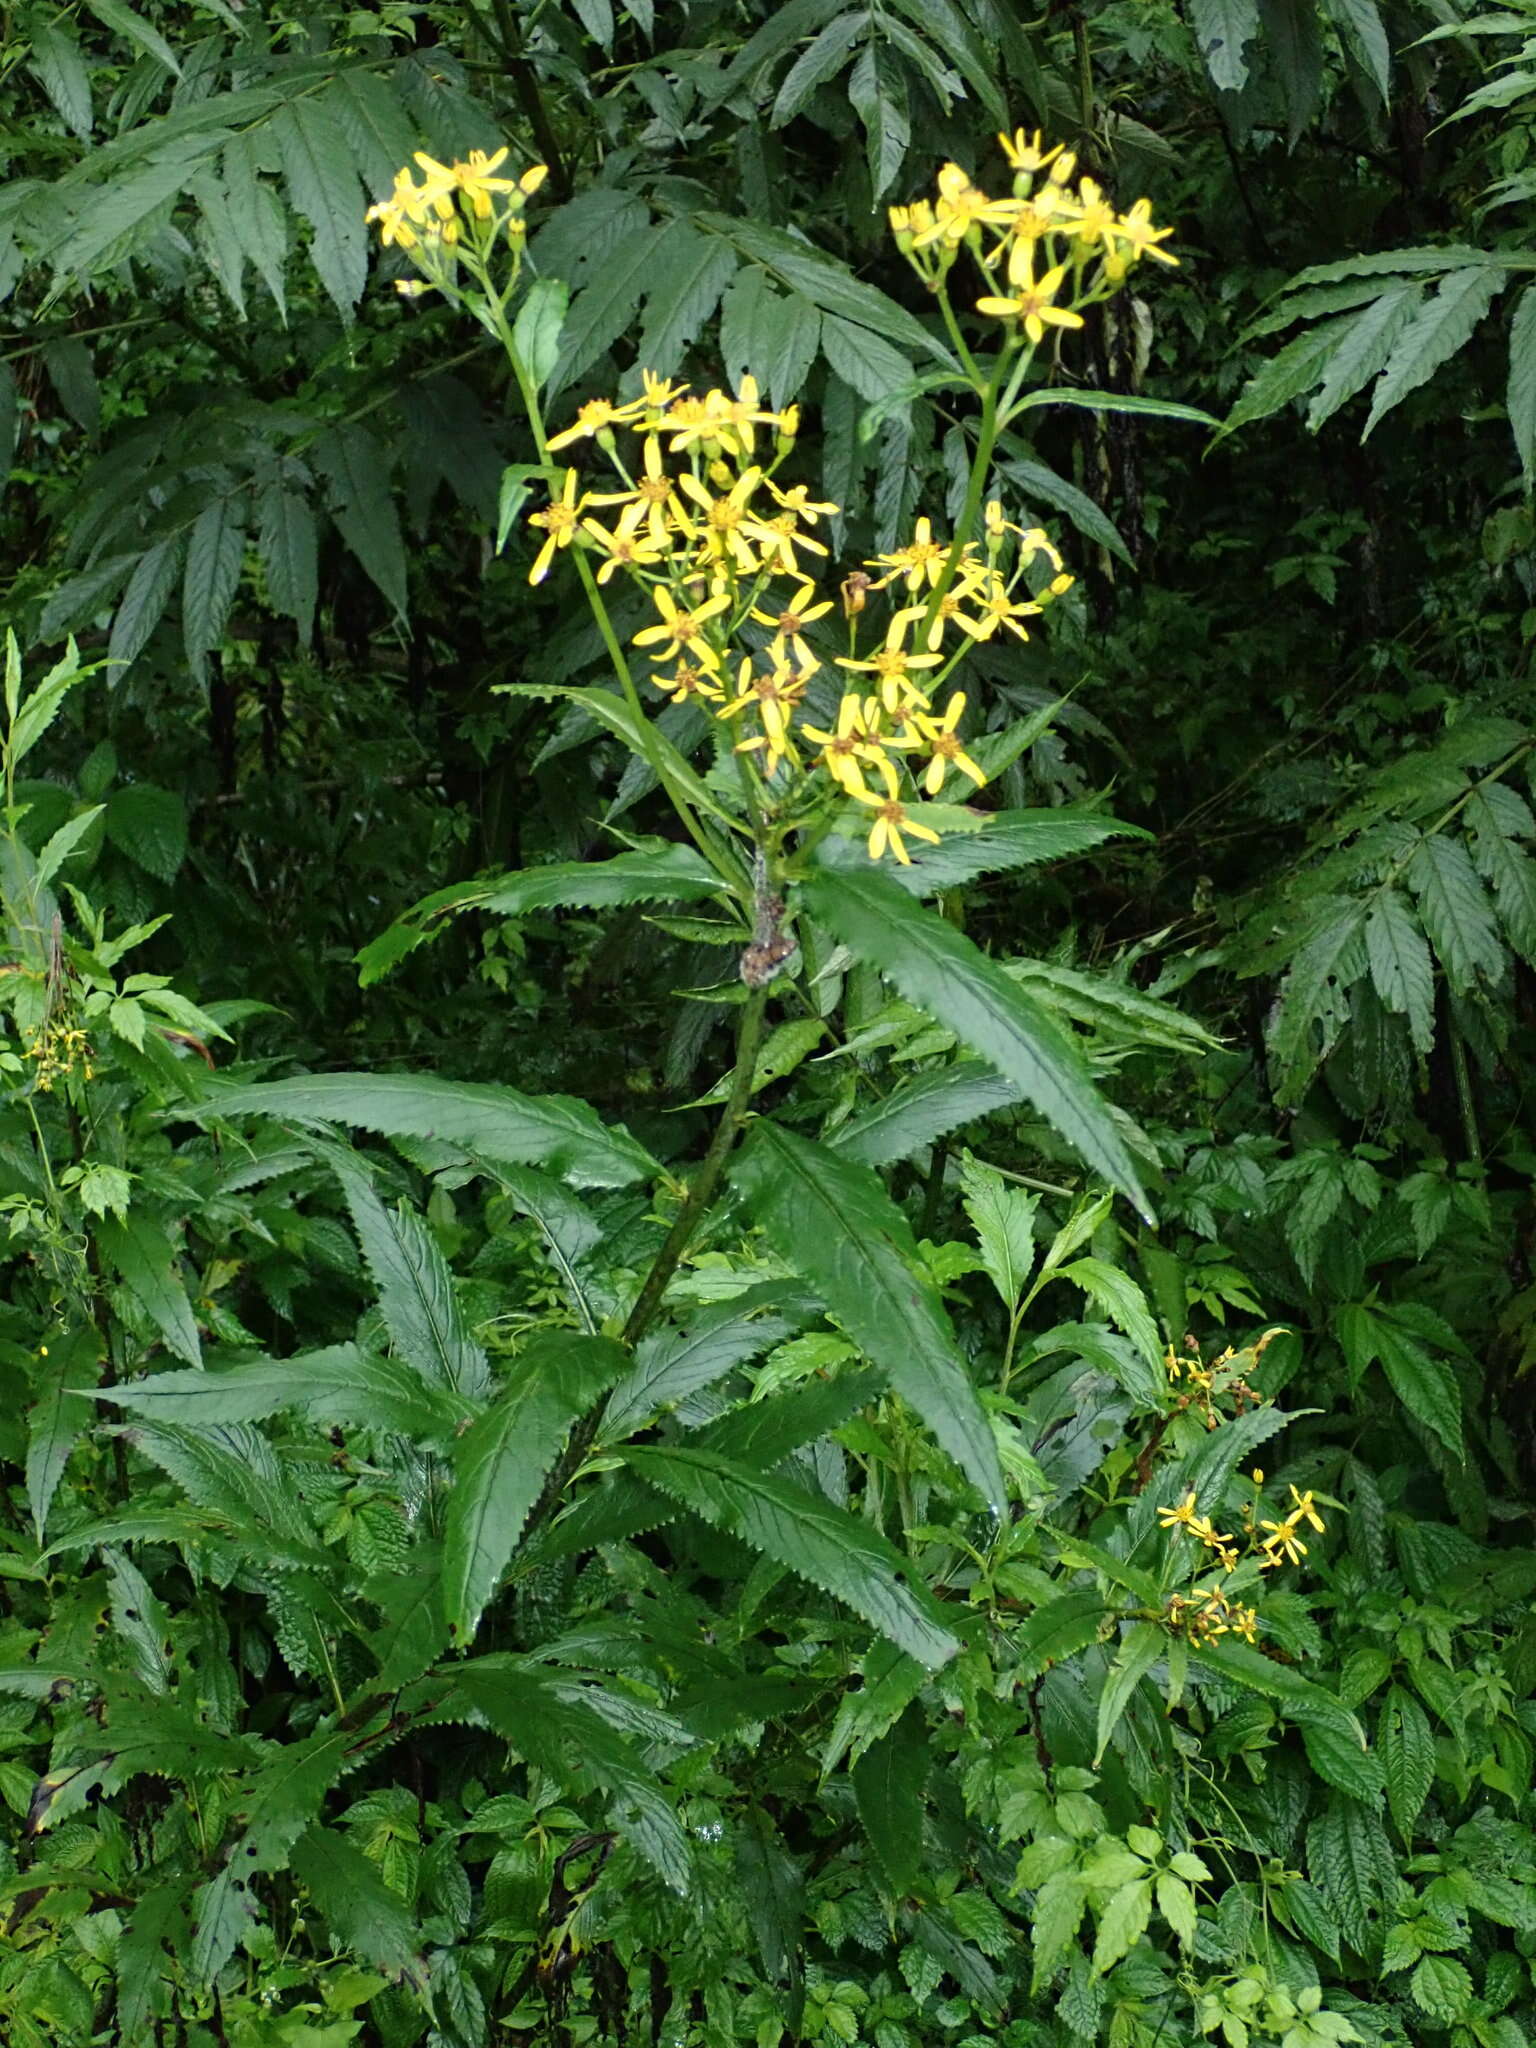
2 1 1535 2045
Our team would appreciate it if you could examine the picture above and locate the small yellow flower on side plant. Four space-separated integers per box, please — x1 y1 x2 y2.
800 693 905 800
526 470 587 585
976 249 1084 345
851 755 941 866
546 395 647 452
836 612 944 713
632 585 730 668
913 695 986 794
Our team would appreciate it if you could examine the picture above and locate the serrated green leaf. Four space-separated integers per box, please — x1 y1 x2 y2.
290 1824 426 1987
960 1156 1036 1308
109 538 184 677
85 0 180 72
101 1345 472 1441
1094 1621 1162 1764
27 1327 102 1540
1015 1590 1110 1677
731 1120 1004 1511
1364 269 1502 437
203 1071 658 1189
106 783 186 882
848 41 910 200
1322 0 1391 98
97 1211 201 1365
625 1445 960 1667
1092 1876 1153 1974
116 1882 191 2038
831 1061 1022 1168
603 1299 798 1440
1372 1313 1463 1457
312 424 408 622
1509 285 1536 486
257 486 318 645
719 269 823 412
1365 889 1434 1053
852 1705 927 1893
182 497 244 668
30 16 93 138
636 217 739 374
444 1331 627 1641
800 865 1150 1216
1378 1684 1434 1840
273 99 365 319
326 1150 489 1397
1221 319 1350 438
1307 283 1422 430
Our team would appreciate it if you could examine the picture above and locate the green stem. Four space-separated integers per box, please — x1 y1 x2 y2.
621 981 770 1348
520 981 771 1541
919 375 1004 644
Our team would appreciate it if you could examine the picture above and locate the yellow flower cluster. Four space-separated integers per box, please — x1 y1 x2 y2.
523 379 1074 864
1162 1584 1260 1648
890 130 1176 342
25 1021 94 1091
366 149 548 270
1155 1467 1326 1649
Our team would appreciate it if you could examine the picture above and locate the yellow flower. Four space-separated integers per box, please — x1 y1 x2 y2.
1109 197 1178 270
1017 527 1066 575
750 581 834 671
1288 1487 1325 1535
913 694 986 795
367 167 434 248
915 161 1019 247
954 573 1041 644
800 692 893 797
1158 1490 1200 1532
1258 1517 1308 1568
675 467 781 574
547 395 646 452
526 470 587 584
579 504 668 584
585 434 685 548
653 658 724 708
998 129 1061 177
716 657 807 776
714 374 783 458
631 584 730 667
456 146 519 218
851 756 941 866
868 516 949 594
976 252 1084 345
837 612 943 712
411 151 461 222
519 164 550 196
1071 176 1119 251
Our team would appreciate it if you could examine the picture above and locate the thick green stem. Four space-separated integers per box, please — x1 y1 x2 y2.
621 982 770 1348
521 981 770 1541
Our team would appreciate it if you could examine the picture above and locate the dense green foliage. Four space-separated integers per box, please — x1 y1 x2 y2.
2 4 1536 2047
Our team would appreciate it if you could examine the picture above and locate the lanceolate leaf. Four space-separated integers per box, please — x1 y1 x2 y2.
272 98 366 318
290 1825 426 1987
624 1445 961 1668
1508 285 1536 486
443 1331 628 1641
27 1328 103 1539
444 1658 692 1890
1189 0 1260 91
1365 890 1435 1052
852 1705 928 1893
99 1346 473 1440
1371 1314 1464 1459
830 1060 1022 1167
97 1211 202 1365
1364 268 1502 437
731 1121 1005 1511
818 808 1141 894
801 865 1151 1216
204 1071 658 1188
327 1150 490 1397
603 1299 800 1440
1379 1684 1435 1840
